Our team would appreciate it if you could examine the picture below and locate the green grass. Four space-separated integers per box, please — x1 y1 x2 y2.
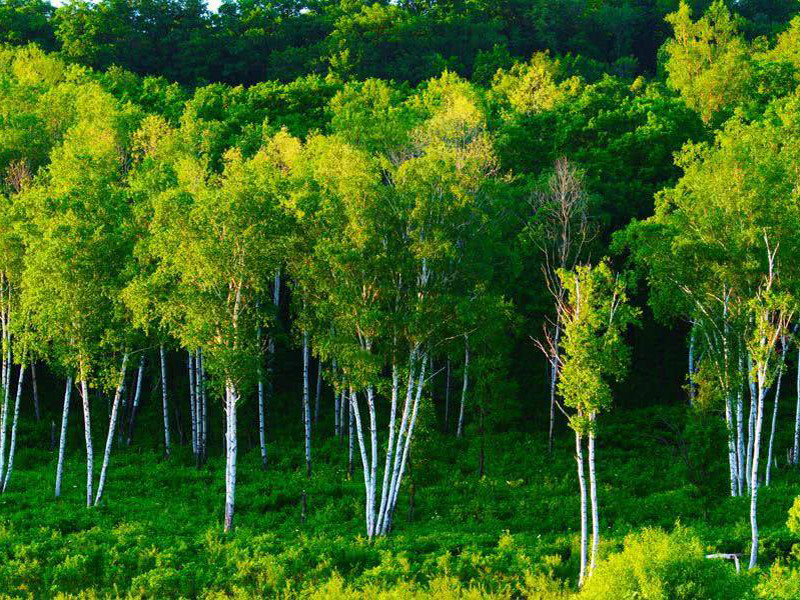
0 399 799 597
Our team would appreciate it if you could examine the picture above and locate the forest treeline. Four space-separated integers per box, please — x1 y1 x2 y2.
1 0 799 85
3 0 800 597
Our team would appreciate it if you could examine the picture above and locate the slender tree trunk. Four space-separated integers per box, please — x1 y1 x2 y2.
367 385 378 536
725 390 738 496
94 354 128 506
349 388 374 536
302 332 311 478
197 349 203 464
549 324 560 452
576 429 588 587
2 364 25 492
457 336 469 438
375 363 399 535
737 381 746 496
688 322 696 406
749 374 767 569
340 389 347 443
224 383 238 533
0 322 10 482
444 359 451 433
80 372 93 507
31 362 40 422
314 358 322 425
348 396 354 477
382 354 426 535
746 355 756 490
127 355 145 446
588 421 599 574
794 344 800 466
257 319 267 469
333 361 340 438
189 352 197 457
766 340 787 486
160 345 171 458
380 349 417 532
55 377 73 498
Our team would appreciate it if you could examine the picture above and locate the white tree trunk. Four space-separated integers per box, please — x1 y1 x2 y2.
349 388 374 536
314 358 322 425
197 350 203 463
302 332 312 478
367 385 378 535
31 362 40 422
348 394 354 476
55 376 73 498
380 349 417 532
588 425 599 574
257 360 267 471
189 352 197 456
382 353 426 535
456 336 469 438
794 344 800 465
80 376 93 507
746 355 756 490
94 354 128 506
576 429 588 587
749 374 766 570
725 391 738 496
160 345 171 458
0 327 10 483
2 364 25 492
224 383 238 532
737 383 746 495
766 341 787 486
375 363 399 535
127 355 145 445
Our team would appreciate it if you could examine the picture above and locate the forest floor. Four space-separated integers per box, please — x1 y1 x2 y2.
0 401 798 597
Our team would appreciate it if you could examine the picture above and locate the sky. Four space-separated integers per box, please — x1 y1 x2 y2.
49 0 224 12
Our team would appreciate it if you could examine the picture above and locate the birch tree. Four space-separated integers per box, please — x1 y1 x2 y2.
526 158 592 453
18 83 137 506
126 119 289 531
553 261 637 586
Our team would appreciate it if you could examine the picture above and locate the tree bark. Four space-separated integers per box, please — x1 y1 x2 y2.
766 340 787 486
31 362 39 422
224 383 238 532
2 364 25 492
746 355 756 490
127 355 146 445
302 332 311 478
55 376 73 498
725 390 738 496
314 358 322 425
588 420 599 574
160 345 171 458
549 324 560 452
749 373 767 569
794 344 800 466
94 354 128 506
80 372 93 507
576 429 588 587
189 352 197 457
456 336 469 438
